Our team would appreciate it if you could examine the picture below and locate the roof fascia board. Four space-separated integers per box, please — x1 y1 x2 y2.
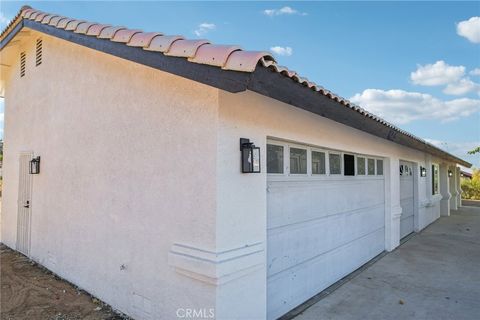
19 19 252 93
0 20 23 50
248 67 471 167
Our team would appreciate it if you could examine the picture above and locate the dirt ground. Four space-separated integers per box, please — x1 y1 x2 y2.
0 244 130 320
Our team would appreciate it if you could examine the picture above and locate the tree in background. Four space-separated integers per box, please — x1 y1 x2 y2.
462 169 480 200
468 146 480 155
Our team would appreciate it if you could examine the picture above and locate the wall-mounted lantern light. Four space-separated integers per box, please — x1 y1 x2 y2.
448 170 453 178
420 166 427 177
30 156 41 174
240 138 260 173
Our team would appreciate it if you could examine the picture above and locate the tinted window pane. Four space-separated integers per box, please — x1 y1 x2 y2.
329 153 341 174
312 151 326 174
357 157 366 175
376 159 384 175
290 147 307 174
267 144 283 174
368 158 375 175
344 154 355 176
432 164 439 195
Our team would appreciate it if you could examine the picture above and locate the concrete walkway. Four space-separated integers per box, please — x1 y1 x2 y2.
295 207 480 320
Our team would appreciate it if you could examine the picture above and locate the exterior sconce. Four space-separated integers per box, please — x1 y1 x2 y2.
240 138 260 173
30 156 41 174
448 170 453 177
420 166 427 177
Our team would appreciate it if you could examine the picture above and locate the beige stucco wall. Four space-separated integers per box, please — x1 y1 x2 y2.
1 31 220 319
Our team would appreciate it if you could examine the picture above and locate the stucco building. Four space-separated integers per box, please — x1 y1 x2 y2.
0 6 470 320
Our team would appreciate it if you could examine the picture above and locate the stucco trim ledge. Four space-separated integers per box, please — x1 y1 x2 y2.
168 242 265 285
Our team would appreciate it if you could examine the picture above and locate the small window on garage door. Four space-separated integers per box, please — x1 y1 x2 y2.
357 157 366 175
329 153 342 175
343 154 355 176
376 159 384 175
290 147 307 174
312 150 326 175
367 158 375 175
267 144 284 174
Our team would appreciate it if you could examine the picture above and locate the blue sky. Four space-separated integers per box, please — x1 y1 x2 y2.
1 1 479 166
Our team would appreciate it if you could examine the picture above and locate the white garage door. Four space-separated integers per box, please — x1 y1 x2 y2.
400 161 415 239
266 142 385 320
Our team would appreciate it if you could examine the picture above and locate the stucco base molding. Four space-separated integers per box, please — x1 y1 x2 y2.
168 242 264 285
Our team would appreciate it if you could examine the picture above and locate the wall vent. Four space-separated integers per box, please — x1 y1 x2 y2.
36 38 42 66
20 52 26 77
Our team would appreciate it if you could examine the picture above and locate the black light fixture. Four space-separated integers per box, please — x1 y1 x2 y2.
29 156 41 174
448 170 453 178
240 138 260 173
420 166 427 177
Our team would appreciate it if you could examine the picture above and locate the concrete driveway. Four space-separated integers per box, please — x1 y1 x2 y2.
294 206 480 320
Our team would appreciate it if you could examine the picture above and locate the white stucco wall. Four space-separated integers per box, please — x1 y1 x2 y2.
1 32 220 319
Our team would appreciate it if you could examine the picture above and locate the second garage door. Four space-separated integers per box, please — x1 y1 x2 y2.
400 161 415 239
266 141 385 319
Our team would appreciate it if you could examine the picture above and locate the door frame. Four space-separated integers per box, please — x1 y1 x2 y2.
16 151 34 256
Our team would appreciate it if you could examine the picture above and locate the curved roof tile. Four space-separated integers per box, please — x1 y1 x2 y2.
48 16 65 26
223 51 274 72
41 14 59 24
165 39 210 58
127 32 163 47
74 22 97 34
97 26 126 39
189 44 241 67
65 20 85 31
144 35 184 53
57 18 75 29
34 13 48 22
86 24 111 37
111 29 142 43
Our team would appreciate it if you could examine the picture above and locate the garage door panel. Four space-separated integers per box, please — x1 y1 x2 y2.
267 204 384 276
267 179 384 229
267 228 385 320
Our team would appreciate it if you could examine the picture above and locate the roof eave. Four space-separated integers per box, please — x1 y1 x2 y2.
0 15 472 168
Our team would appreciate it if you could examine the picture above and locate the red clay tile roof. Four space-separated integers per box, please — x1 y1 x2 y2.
5 6 275 73
0 6 472 167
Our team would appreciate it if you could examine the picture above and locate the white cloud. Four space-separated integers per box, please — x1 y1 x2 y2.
443 78 480 96
194 23 216 37
470 68 480 76
457 17 480 44
263 6 306 17
0 12 10 27
411 61 465 86
350 89 480 124
270 46 293 56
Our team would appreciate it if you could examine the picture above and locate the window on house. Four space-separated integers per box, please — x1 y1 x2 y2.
267 144 284 174
329 153 341 175
312 151 326 174
376 159 384 175
367 158 375 175
344 154 355 176
432 164 439 195
290 147 307 174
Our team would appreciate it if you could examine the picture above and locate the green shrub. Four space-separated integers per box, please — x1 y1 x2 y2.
461 169 480 200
